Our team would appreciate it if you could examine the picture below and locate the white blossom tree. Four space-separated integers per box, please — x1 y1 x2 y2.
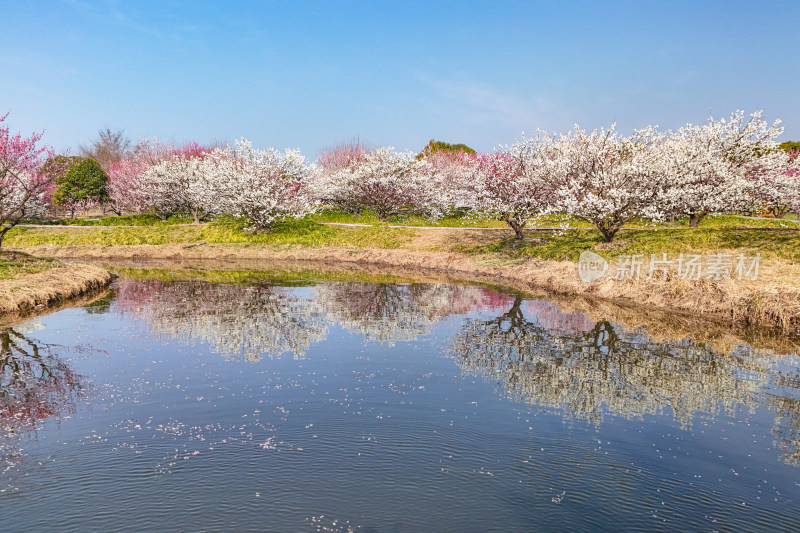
551 125 667 242
143 142 211 223
311 146 439 220
206 139 316 231
658 110 783 226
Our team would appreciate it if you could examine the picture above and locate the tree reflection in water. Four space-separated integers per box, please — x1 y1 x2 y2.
112 278 800 465
116 280 513 357
1 325 84 473
450 295 800 464
116 280 329 361
316 282 512 345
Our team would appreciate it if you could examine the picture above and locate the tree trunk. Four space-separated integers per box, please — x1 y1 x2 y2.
771 207 788 219
599 226 618 242
688 212 707 228
505 219 525 240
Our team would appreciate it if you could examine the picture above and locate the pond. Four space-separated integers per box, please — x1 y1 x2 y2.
2 271 800 532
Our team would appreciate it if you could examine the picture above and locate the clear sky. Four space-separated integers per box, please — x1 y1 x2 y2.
2 0 798 158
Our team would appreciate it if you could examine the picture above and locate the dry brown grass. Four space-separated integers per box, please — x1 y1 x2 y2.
409 227 508 251
0 261 113 319
10 242 800 332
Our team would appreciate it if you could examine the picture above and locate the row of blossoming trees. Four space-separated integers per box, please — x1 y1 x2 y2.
2 110 799 246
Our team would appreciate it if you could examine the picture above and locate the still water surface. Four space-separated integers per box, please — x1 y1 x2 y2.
2 277 800 532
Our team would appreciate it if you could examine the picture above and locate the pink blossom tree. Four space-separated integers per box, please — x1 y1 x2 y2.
745 149 800 218
465 134 558 239
0 114 67 247
318 140 369 174
106 138 175 218
107 157 150 215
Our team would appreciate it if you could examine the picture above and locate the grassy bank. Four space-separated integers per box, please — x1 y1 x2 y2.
5 215 800 331
0 251 114 318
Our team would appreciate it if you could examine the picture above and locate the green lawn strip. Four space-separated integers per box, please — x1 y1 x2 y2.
21 210 794 230
456 228 800 262
672 214 797 229
7 216 798 263
114 266 441 286
308 210 793 230
5 219 418 249
23 214 193 227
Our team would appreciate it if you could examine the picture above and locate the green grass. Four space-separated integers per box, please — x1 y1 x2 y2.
24 214 193 226
0 251 60 280
307 209 797 231
460 227 800 262
114 266 435 286
673 214 798 229
20 208 797 232
5 218 418 249
6 212 799 264
307 208 508 228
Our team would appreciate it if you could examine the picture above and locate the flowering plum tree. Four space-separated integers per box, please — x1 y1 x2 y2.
139 148 191 221
318 140 370 174
205 139 316 231
143 142 211 222
106 138 173 216
467 134 557 239
659 110 783 227
745 149 800 218
106 157 148 215
551 125 667 242
0 114 67 247
312 146 436 220
419 150 474 212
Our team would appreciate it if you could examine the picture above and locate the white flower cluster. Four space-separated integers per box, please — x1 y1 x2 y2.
103 110 798 239
111 138 316 230
310 146 440 220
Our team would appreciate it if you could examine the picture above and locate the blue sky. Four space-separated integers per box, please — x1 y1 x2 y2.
2 0 798 158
